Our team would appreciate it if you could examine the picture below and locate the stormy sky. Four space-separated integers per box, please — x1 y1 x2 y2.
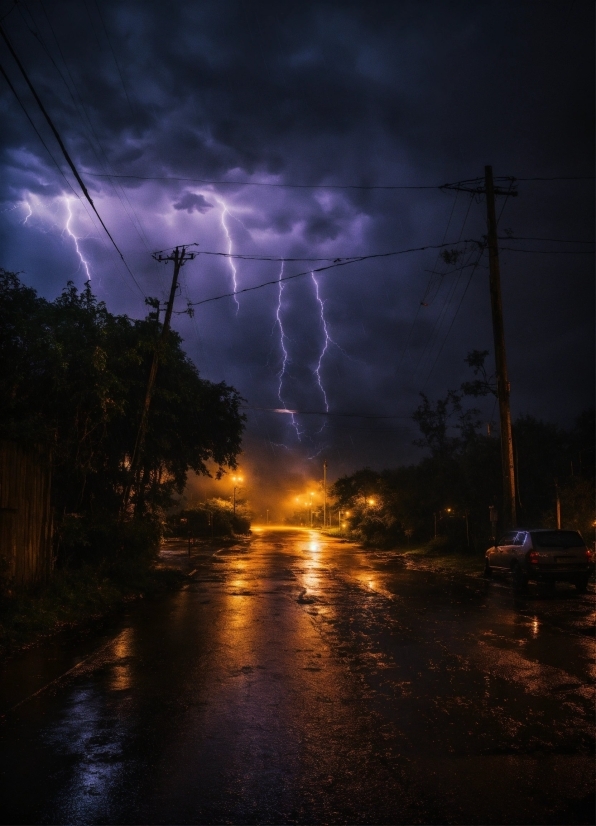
0 0 593 514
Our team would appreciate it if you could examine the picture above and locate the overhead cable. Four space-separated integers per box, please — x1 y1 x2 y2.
86 172 595 190
187 239 482 307
498 236 594 244
0 23 145 297
500 248 594 254
86 173 450 190
0 59 80 198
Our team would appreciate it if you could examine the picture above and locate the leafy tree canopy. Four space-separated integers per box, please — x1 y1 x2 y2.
0 270 245 524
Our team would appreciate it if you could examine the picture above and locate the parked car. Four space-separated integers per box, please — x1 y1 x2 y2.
484 529 593 592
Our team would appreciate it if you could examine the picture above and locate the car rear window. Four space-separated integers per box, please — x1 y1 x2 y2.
530 531 585 549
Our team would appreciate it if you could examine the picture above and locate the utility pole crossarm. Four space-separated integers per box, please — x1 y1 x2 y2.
122 244 197 512
440 177 518 197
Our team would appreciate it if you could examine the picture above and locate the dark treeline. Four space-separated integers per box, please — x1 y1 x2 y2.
166 499 251 539
331 352 594 552
0 270 245 580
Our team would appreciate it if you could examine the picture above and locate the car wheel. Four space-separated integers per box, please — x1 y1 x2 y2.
483 558 493 578
575 577 589 594
512 564 528 593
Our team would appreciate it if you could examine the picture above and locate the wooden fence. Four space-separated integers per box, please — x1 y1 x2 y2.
0 441 53 587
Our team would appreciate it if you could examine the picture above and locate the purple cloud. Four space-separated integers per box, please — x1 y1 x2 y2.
173 192 213 214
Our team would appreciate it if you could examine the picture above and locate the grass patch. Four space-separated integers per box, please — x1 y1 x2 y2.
0 563 185 657
399 545 483 575
322 528 485 575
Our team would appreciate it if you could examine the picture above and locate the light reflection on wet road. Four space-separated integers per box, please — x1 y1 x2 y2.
0 528 594 824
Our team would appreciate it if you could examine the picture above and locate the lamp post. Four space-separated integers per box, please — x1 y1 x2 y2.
323 460 327 528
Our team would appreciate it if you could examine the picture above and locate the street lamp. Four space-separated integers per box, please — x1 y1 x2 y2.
231 474 243 515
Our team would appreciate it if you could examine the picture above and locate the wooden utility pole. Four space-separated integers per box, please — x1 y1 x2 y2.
485 166 517 528
122 245 197 511
441 169 518 529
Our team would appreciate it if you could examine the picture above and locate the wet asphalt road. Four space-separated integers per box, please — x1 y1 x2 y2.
0 528 594 825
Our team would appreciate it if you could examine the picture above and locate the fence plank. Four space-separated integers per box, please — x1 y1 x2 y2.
0 441 53 587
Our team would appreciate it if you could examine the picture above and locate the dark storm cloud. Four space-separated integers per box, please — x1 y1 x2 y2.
173 192 213 214
0 0 593 501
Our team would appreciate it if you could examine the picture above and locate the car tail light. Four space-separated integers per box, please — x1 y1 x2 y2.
586 549 593 562
527 550 539 565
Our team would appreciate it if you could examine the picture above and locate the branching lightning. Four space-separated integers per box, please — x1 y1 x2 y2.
64 197 91 281
311 272 330 414
22 201 32 224
214 195 239 313
275 260 302 441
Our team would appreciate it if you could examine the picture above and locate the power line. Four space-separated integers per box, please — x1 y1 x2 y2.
15 0 145 255
187 239 482 307
422 251 485 388
32 0 155 256
499 236 594 244
85 173 449 190
0 23 145 297
85 172 596 190
411 194 480 379
514 176 595 182
420 177 515 387
190 251 365 263
88 0 135 117
0 59 80 198
500 248 594 255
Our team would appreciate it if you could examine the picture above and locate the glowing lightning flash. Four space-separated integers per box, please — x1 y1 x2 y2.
275 260 302 441
311 272 330 414
22 201 32 224
214 196 240 313
64 198 91 281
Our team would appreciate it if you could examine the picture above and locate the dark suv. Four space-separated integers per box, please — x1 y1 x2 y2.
485 529 593 592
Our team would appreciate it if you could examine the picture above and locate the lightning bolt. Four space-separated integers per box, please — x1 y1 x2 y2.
64 197 91 281
311 272 330 414
214 196 239 313
22 201 32 224
275 260 302 441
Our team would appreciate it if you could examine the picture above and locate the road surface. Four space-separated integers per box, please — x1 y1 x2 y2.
0 528 594 824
